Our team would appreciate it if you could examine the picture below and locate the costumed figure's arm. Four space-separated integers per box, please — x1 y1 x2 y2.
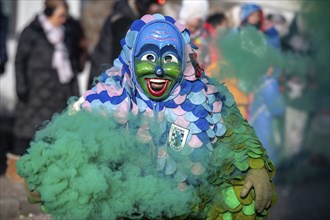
206 84 275 220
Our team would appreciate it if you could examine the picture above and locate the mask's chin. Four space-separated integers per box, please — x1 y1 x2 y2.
146 78 170 97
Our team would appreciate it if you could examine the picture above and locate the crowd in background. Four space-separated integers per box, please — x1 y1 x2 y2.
0 0 329 187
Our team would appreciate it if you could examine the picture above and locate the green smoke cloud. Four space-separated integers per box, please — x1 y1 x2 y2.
17 109 200 219
301 0 330 99
216 0 329 101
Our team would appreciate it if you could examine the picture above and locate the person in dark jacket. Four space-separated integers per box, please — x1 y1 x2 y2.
87 0 164 88
0 1 10 175
6 0 84 182
65 15 88 74
0 1 8 75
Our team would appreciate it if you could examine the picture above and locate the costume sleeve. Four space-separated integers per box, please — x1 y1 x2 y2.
210 85 275 183
205 84 276 220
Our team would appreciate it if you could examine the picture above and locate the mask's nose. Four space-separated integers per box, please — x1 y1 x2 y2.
154 65 164 77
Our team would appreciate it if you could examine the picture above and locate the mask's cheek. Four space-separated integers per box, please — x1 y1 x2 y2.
135 61 156 78
163 63 182 80
134 61 154 95
138 78 150 96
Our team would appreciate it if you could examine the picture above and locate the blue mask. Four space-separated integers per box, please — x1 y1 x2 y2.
132 20 185 101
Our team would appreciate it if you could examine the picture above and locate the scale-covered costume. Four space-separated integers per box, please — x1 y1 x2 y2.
18 14 275 220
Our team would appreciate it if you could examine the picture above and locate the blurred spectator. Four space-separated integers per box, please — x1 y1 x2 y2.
203 12 228 71
203 12 252 119
7 0 85 182
240 3 285 163
88 0 164 88
240 3 281 48
178 0 209 38
265 13 290 161
267 13 289 39
0 1 10 175
282 14 310 55
178 0 209 68
0 1 8 75
281 15 317 160
65 15 89 75
249 68 285 164
206 13 228 36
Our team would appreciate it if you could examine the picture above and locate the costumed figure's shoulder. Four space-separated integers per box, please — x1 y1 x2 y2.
80 64 137 123
202 77 237 116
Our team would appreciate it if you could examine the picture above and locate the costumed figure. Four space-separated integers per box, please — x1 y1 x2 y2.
17 14 275 220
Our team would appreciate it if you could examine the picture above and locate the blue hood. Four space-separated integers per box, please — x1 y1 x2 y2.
240 3 262 23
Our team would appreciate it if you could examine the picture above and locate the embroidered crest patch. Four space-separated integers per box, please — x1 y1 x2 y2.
168 124 190 151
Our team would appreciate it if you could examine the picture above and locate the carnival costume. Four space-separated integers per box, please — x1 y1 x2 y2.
18 14 275 220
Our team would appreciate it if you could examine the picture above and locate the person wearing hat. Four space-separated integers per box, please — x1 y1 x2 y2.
240 3 280 48
178 0 210 68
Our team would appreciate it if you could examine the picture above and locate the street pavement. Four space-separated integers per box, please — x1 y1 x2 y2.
0 176 50 220
1 174 329 220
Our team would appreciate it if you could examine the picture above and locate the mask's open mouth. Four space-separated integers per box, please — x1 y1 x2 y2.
146 78 170 97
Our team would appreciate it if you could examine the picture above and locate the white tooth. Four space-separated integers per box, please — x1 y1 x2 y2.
150 79 166 83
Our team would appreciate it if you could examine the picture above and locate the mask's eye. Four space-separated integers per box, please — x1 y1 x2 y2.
141 54 156 62
163 54 178 63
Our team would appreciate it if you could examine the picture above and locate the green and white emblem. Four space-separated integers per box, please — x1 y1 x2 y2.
168 124 189 152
